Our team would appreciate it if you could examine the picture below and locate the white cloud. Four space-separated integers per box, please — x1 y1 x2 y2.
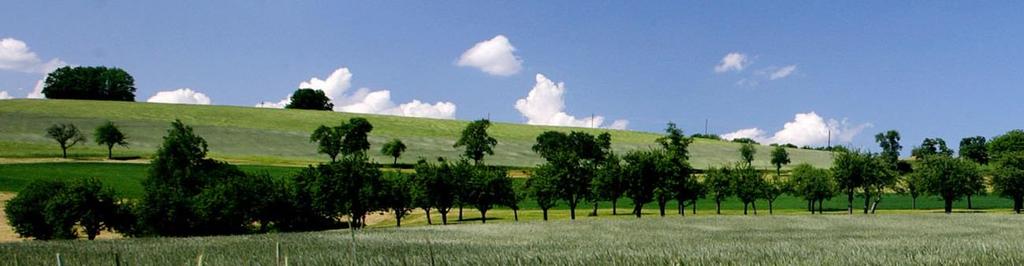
146 88 212 105
714 52 749 73
721 112 872 147
769 65 797 80
0 90 12 100
457 35 523 76
26 79 45 99
262 68 457 119
0 38 66 73
514 73 628 129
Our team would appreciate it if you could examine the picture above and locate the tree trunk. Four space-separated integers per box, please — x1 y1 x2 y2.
870 199 880 214
967 194 973 209
514 209 519 222
634 204 643 218
863 191 871 214
692 199 697 215
743 203 748 215
108 145 113 159
569 201 577 220
440 211 448 225
847 190 854 214
590 201 598 217
678 202 683 215
61 144 68 159
612 198 618 215
716 199 722 215
944 197 953 214
425 208 432 225
912 196 917 210
817 199 823 214
396 214 402 227
768 200 774 215
1014 195 1022 214
808 200 813 213
752 201 758 215
480 210 487 223
542 208 549 221
458 206 463 221
658 200 666 217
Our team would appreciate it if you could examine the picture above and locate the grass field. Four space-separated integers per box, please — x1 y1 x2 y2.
0 99 833 169
3 214 1024 265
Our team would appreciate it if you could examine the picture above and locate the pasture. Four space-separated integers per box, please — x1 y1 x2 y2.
3 214 1023 265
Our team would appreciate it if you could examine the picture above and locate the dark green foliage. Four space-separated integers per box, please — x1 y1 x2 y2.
770 145 790 176
381 172 415 227
454 119 498 164
94 121 128 159
623 150 666 218
380 139 407 165
658 122 692 161
731 138 759 144
731 164 764 215
739 143 756 166
690 133 721 140
466 167 515 223
414 159 460 224
42 66 136 101
306 154 383 228
987 130 1024 157
705 166 734 214
959 136 988 165
532 131 612 220
917 155 981 213
46 123 86 158
311 125 344 162
989 131 1024 213
285 88 333 110
5 178 126 240
527 164 561 221
592 153 626 215
831 149 893 214
912 138 954 160
340 118 374 156
788 164 835 213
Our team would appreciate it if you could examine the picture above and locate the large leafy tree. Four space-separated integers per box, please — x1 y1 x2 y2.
912 138 954 159
94 121 128 159
959 136 988 165
285 88 333 110
732 164 764 215
454 119 498 164
657 122 692 161
308 154 383 228
591 153 626 215
415 159 459 224
918 156 981 213
310 125 344 162
788 164 835 214
465 167 515 223
42 66 136 101
874 130 902 168
380 139 407 165
340 118 373 156
704 166 734 214
623 150 665 218
532 131 611 220
988 130 1024 213
770 146 791 177
5 180 68 240
527 164 561 221
831 150 867 214
47 123 86 159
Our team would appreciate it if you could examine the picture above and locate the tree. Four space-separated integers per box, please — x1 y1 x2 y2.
762 176 785 215
988 130 1024 213
732 138 759 144
658 122 692 161
532 131 611 220
705 166 734 215
380 139 407 165
381 172 415 227
340 118 374 156
454 119 498 164
527 164 561 221
466 167 515 223
788 164 835 214
51 178 122 240
770 146 791 177
912 138 954 159
47 123 86 159
42 66 136 101
740 143 757 166
832 150 866 214
900 171 925 209
416 159 459 224
959 136 988 165
285 88 333 110
874 130 902 168
592 154 626 215
918 156 980 213
309 154 383 228
94 121 128 159
5 180 68 240
310 125 344 162
732 164 763 215
623 150 662 218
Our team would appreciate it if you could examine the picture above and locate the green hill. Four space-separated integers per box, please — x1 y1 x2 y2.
0 99 833 169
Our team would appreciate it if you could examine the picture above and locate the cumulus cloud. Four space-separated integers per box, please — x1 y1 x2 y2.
0 90 12 100
721 112 872 147
457 35 523 76
714 52 749 73
769 65 797 80
146 88 212 105
0 38 66 73
260 67 457 119
514 74 628 129
26 79 45 99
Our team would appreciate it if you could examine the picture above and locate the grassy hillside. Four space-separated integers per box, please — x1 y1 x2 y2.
4 214 1024 264
0 99 833 168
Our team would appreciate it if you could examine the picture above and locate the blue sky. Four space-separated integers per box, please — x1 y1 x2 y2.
3 1 1024 154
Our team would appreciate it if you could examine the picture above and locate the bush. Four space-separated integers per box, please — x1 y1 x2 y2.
731 138 759 144
285 88 333 110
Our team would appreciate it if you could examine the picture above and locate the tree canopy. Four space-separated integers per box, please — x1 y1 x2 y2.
285 88 334 110
454 119 498 164
47 123 86 159
94 121 128 159
42 66 136 101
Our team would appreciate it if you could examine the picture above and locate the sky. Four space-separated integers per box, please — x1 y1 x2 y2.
3 1 1024 155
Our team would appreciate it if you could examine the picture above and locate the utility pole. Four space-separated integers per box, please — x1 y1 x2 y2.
704 119 709 136
591 113 595 128
827 129 832 149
